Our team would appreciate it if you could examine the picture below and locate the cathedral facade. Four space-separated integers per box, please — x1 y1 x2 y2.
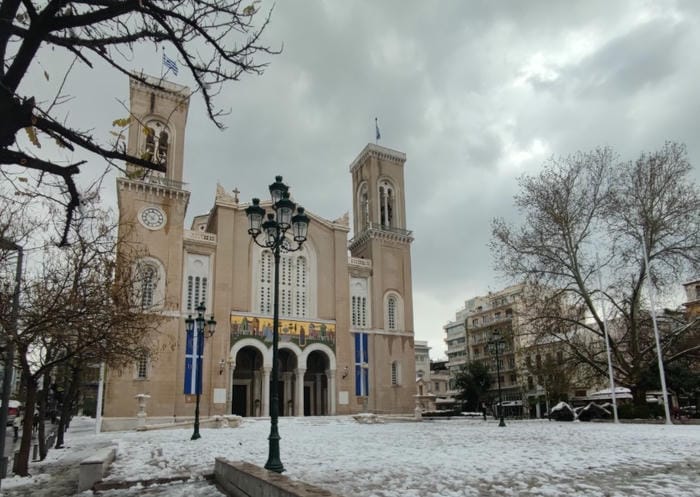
102 75 416 428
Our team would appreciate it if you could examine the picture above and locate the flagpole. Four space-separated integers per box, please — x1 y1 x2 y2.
596 253 619 423
640 235 672 425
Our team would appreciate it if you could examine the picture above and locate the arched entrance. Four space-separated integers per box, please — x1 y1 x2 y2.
278 348 298 417
231 345 264 417
229 338 336 417
304 350 331 416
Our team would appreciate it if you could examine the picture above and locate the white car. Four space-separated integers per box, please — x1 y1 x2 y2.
2 400 21 425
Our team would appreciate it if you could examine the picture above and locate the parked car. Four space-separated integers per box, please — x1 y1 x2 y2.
2 400 22 425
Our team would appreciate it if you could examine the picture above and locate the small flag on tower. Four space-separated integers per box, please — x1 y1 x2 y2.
162 52 179 76
375 117 381 142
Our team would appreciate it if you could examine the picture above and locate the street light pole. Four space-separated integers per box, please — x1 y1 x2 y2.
245 176 310 474
488 331 506 427
185 302 216 441
0 239 22 485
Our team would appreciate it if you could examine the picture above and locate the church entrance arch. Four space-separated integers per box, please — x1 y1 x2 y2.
231 343 265 417
277 348 298 416
304 350 331 416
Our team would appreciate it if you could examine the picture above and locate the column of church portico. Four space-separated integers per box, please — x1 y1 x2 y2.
283 372 293 416
252 370 261 416
261 367 271 417
294 368 305 416
315 373 323 415
326 369 336 415
226 361 236 414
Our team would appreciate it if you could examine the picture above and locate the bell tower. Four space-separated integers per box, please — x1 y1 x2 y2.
348 143 415 413
115 73 192 309
106 74 193 419
125 74 190 183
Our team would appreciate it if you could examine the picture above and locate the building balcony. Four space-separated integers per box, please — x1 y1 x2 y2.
349 222 414 249
468 314 513 330
184 230 217 244
348 257 372 269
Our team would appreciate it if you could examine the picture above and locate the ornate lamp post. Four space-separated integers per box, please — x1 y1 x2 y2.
185 302 216 440
487 331 506 427
245 176 310 473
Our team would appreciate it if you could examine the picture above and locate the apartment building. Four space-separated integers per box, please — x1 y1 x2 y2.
443 308 469 378
463 284 526 417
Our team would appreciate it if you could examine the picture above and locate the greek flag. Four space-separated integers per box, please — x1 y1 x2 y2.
162 53 179 76
375 117 381 141
184 329 203 395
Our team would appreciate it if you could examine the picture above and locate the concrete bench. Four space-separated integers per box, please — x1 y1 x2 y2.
78 446 116 491
215 458 344 497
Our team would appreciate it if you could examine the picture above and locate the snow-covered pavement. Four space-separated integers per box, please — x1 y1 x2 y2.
1 416 699 496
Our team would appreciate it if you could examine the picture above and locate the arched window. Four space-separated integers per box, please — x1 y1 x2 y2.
258 250 273 314
387 295 397 330
391 361 401 385
141 264 156 308
378 180 394 227
142 120 170 170
136 355 149 379
357 182 369 231
135 257 165 310
384 291 404 332
257 249 310 318
184 254 210 313
350 278 369 329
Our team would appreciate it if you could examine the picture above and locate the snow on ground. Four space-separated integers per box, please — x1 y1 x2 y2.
2 416 700 496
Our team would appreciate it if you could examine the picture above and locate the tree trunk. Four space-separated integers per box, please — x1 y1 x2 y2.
15 373 37 477
55 367 80 449
38 370 52 460
631 386 647 407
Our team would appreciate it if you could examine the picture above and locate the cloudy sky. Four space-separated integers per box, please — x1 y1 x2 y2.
23 0 700 358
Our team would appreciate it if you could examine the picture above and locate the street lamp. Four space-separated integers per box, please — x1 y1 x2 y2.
487 331 506 427
0 239 22 485
245 176 310 473
185 302 216 441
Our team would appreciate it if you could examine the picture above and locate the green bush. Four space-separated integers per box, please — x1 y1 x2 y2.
81 398 97 417
617 404 665 419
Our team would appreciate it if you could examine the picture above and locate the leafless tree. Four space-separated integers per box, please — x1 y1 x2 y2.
0 0 278 245
0 203 165 475
491 142 700 405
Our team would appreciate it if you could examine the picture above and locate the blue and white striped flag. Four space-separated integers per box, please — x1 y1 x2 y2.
162 52 178 76
184 329 203 395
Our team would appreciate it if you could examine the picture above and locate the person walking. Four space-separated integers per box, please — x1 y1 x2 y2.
12 412 22 442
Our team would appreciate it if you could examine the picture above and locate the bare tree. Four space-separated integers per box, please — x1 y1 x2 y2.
0 203 165 475
0 0 278 245
491 142 700 406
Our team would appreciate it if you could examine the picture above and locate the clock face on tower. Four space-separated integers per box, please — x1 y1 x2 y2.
139 206 166 230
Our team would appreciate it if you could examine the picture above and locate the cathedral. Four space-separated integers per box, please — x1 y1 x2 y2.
102 75 416 429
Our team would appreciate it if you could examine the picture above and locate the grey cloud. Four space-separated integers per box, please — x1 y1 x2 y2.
535 18 690 98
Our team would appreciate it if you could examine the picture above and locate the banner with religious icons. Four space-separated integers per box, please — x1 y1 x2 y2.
230 313 336 350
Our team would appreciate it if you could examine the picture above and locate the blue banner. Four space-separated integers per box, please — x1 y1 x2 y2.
184 330 203 395
354 332 369 397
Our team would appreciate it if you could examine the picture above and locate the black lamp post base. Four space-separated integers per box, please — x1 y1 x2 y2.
265 433 285 473
191 431 201 440
264 459 285 473
499 417 506 427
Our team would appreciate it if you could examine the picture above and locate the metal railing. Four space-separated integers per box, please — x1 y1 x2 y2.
348 257 372 269
184 230 217 243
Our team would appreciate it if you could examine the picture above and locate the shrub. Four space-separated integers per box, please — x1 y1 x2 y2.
617 404 665 419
